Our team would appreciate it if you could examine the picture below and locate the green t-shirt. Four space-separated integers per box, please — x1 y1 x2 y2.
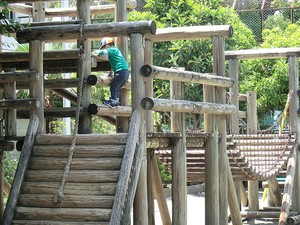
96 47 128 73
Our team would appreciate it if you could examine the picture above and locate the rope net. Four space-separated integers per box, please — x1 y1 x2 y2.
228 90 296 180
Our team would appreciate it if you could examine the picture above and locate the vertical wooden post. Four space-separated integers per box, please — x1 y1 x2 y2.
0 38 3 221
171 73 187 225
227 59 244 225
77 0 92 134
144 40 155 225
247 91 259 211
288 56 300 211
30 2 45 132
131 33 148 225
204 41 219 225
4 68 16 137
213 36 228 225
229 58 244 207
115 0 129 133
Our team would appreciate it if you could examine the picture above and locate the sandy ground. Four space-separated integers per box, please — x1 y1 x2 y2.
153 184 279 225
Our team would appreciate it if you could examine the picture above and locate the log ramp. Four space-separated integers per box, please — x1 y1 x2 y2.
2 111 141 225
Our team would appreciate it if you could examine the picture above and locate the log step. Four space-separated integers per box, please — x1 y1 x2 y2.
18 194 114 208
32 145 124 158
14 207 111 222
21 182 117 196
28 157 122 170
25 170 119 183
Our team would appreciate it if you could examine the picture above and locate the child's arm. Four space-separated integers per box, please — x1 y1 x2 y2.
92 49 108 61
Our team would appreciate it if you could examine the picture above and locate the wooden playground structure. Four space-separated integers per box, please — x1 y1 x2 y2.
0 0 299 225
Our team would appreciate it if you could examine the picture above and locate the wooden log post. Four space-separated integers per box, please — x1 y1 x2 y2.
127 33 148 225
115 0 130 134
3 68 17 138
204 40 219 224
144 40 156 224
0 38 3 221
212 36 228 225
29 2 45 132
247 91 259 212
171 69 187 225
288 56 300 212
279 146 296 225
228 57 244 208
77 0 92 134
2 114 39 225
267 176 282 207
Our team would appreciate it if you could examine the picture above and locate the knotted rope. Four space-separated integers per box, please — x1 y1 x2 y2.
53 22 86 204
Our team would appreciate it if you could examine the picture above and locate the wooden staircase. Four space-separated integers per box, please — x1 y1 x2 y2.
3 110 142 225
12 133 127 224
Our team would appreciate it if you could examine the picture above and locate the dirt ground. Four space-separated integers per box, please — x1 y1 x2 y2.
153 184 280 225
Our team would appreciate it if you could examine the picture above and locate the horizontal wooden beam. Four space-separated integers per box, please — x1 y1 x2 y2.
225 47 300 60
145 25 233 42
87 75 131 90
1 59 109 74
140 64 233 87
88 104 132 117
0 98 39 110
141 97 236 115
0 71 39 83
0 78 78 90
8 4 136 17
6 0 137 8
16 21 156 43
0 50 80 63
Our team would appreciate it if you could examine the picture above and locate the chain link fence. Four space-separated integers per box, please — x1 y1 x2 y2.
221 0 300 42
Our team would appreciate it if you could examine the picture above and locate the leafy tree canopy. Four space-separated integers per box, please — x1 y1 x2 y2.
0 1 21 35
129 0 256 102
240 23 300 117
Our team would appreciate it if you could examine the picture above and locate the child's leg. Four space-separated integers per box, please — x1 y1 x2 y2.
110 70 129 101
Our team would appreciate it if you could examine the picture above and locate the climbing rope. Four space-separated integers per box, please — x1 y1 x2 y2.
53 22 86 204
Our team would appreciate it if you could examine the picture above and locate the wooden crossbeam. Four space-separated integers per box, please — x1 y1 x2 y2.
0 71 39 83
0 98 39 110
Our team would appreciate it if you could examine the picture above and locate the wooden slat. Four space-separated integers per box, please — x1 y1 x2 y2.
18 194 114 208
21 182 117 196
35 134 127 145
32 145 124 157
14 207 111 221
0 71 39 83
0 98 39 110
25 170 119 183
28 157 122 170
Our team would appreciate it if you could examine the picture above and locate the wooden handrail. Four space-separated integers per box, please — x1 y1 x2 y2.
109 110 141 225
2 114 39 225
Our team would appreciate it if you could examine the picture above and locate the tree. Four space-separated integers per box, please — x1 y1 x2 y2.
0 1 21 36
240 23 300 118
129 0 256 130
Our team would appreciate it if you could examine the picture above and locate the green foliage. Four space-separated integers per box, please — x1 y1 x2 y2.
157 159 172 187
263 12 291 32
0 1 22 36
240 23 300 117
4 152 18 184
129 0 256 130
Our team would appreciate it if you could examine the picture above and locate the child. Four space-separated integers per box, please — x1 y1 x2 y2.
92 37 129 107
